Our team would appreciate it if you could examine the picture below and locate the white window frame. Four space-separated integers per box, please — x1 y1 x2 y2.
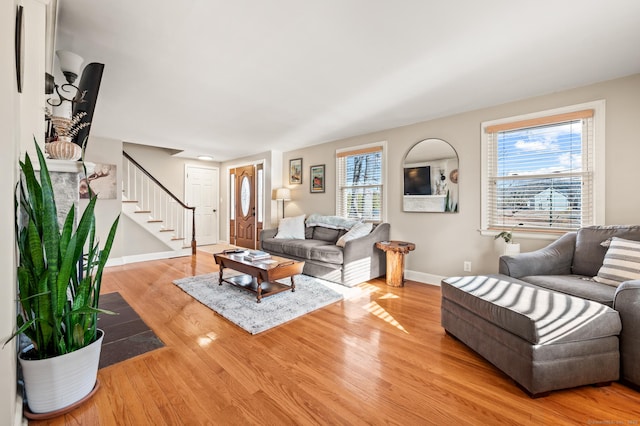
335 141 387 223
480 100 606 240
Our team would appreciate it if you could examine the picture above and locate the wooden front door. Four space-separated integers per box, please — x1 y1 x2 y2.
234 165 256 249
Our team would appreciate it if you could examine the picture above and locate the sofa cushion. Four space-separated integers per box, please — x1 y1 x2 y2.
521 274 615 307
305 226 314 239
336 222 373 247
441 275 621 345
260 238 289 255
593 237 640 287
309 244 344 265
281 239 333 259
312 226 341 243
573 225 640 276
274 215 306 239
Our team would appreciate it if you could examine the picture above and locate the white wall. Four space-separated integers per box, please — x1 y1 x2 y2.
281 74 640 280
119 215 170 256
1 0 19 420
82 136 124 258
1 0 35 421
122 143 221 199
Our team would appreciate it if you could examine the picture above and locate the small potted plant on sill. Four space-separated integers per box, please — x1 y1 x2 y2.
5 140 119 416
494 224 523 255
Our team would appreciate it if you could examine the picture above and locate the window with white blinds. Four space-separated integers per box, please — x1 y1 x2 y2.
336 144 384 222
482 102 605 234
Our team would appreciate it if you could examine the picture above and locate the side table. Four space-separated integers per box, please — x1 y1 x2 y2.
375 240 416 287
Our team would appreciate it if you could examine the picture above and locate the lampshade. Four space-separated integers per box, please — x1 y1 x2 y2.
274 188 291 201
56 50 84 83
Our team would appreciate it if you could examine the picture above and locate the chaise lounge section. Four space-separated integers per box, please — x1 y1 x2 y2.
441 274 621 397
499 225 640 389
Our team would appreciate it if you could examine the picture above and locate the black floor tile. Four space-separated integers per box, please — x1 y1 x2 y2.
97 292 164 369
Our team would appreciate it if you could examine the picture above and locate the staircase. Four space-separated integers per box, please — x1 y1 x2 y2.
122 151 196 256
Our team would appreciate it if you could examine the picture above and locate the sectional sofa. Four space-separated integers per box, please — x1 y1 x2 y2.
442 225 640 396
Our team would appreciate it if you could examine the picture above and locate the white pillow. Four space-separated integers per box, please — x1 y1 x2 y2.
593 237 640 286
336 222 373 247
274 215 306 239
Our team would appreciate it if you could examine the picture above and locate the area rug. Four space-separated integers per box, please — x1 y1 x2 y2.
98 292 164 368
173 273 345 334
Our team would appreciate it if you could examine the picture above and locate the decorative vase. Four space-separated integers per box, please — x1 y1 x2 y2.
47 139 82 160
50 115 72 135
19 330 104 415
504 242 521 256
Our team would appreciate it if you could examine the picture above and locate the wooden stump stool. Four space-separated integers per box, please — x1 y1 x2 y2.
375 241 416 287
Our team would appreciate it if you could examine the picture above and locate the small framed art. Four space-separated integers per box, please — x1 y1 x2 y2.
289 158 302 184
310 164 325 193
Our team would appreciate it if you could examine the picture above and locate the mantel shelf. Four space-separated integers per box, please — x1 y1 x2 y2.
33 159 95 173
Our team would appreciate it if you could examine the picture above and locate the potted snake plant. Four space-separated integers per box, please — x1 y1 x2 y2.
6 141 119 415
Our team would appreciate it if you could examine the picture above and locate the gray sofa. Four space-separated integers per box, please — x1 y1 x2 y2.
499 225 640 389
260 222 390 287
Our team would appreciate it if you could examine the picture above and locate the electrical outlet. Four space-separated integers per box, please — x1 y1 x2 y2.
463 261 472 272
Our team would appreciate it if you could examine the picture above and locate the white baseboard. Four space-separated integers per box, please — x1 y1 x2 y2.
15 394 26 426
405 269 443 286
106 249 191 267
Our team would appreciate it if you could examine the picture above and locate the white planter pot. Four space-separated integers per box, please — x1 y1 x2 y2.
504 242 521 256
19 330 103 414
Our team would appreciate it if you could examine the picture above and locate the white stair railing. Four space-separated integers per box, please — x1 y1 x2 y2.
122 151 196 254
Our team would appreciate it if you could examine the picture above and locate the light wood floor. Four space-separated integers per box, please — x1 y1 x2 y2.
31 251 640 425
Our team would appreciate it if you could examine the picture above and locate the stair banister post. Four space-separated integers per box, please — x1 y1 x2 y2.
191 206 196 255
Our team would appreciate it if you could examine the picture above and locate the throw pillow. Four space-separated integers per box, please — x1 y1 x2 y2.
593 237 640 286
274 215 306 239
336 222 373 247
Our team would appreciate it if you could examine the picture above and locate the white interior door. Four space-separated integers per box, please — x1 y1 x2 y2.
185 165 219 246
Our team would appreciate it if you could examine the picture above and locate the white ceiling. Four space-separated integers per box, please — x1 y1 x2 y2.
55 0 640 161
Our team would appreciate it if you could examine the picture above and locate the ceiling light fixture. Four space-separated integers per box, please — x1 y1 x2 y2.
45 50 87 107
197 155 214 161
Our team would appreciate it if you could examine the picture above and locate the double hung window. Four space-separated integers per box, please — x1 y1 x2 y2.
336 143 385 222
481 101 604 235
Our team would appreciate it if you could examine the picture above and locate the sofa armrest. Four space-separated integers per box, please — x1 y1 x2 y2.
342 223 390 262
614 280 640 386
260 228 278 249
340 222 390 284
498 232 576 278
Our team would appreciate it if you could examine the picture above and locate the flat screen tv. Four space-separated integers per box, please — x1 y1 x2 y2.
404 166 431 195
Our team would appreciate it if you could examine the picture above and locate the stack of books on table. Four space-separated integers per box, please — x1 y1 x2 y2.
245 250 271 262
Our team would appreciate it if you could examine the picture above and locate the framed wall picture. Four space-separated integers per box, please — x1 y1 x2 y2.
310 164 325 193
289 158 302 184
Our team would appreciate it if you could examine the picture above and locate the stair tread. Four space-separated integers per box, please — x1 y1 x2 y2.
147 219 163 223
159 229 174 232
134 210 151 213
122 200 138 203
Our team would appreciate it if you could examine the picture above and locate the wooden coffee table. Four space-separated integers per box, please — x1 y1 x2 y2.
213 252 304 303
